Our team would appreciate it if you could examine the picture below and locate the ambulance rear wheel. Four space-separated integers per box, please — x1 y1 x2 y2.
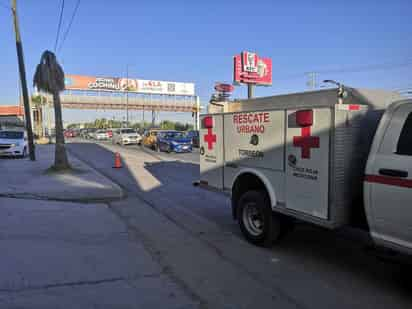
238 190 281 246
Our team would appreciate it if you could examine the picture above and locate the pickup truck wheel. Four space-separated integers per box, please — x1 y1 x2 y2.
238 190 281 246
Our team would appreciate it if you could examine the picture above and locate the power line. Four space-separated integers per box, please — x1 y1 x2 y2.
58 0 81 53
54 0 65 52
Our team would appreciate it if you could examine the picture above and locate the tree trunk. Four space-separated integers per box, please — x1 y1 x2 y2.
53 91 70 170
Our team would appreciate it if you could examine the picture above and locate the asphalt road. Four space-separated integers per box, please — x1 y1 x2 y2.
67 139 412 309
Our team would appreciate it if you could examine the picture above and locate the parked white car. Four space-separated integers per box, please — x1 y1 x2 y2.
112 128 141 145
93 130 109 140
0 130 28 158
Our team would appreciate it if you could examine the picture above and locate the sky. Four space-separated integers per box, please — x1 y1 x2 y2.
0 0 411 124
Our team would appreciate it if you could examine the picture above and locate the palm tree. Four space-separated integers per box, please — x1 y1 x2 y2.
33 50 71 170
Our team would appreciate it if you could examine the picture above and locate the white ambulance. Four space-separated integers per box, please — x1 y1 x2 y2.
199 87 412 255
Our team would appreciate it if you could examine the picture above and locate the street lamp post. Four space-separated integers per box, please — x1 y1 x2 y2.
323 79 345 104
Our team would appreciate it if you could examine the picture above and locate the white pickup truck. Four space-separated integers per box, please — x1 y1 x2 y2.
199 87 412 255
0 130 28 158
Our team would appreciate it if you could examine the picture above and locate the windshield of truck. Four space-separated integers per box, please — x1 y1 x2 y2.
0 131 24 139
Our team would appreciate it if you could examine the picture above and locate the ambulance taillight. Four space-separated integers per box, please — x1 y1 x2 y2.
203 116 214 128
296 110 313 127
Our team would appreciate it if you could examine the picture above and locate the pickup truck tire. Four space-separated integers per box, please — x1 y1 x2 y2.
238 190 281 247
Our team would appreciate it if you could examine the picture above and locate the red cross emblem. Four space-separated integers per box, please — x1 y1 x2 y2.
293 127 319 159
204 128 216 150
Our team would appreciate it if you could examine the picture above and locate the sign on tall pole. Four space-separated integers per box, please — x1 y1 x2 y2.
11 0 35 160
233 51 272 99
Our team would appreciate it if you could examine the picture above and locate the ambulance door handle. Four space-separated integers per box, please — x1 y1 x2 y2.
378 168 408 178
226 163 238 168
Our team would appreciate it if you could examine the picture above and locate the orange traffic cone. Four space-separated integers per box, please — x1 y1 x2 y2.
113 152 122 168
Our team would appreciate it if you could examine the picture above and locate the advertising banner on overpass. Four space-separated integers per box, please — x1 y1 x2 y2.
64 74 195 96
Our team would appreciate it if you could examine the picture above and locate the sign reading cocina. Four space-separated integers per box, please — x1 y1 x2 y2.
64 74 195 96
233 112 270 133
88 78 121 90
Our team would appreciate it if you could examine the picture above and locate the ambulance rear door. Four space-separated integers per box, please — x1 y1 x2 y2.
223 110 285 189
285 108 331 219
199 114 224 190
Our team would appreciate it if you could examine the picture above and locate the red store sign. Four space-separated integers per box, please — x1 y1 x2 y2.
233 51 272 86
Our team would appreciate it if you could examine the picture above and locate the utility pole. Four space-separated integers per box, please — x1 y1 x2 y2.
11 0 35 160
306 72 317 90
151 110 155 127
126 65 129 127
142 104 145 128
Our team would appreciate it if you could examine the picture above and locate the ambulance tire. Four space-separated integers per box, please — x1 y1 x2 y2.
238 190 281 247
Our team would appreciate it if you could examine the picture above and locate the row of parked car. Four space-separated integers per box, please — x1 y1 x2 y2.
142 129 199 153
73 128 199 153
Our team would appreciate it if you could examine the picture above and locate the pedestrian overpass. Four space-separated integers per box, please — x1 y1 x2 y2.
57 90 200 128
59 91 198 113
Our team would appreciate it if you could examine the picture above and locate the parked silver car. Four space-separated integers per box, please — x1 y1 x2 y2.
93 130 110 140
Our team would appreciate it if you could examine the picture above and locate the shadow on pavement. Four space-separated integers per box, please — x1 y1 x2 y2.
67 141 412 308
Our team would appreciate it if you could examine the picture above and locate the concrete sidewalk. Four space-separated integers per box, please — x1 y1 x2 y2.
0 145 123 202
0 197 198 308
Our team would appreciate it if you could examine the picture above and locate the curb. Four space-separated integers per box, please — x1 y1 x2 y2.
0 192 123 204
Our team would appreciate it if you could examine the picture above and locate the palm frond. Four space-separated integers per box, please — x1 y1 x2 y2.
33 50 65 94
